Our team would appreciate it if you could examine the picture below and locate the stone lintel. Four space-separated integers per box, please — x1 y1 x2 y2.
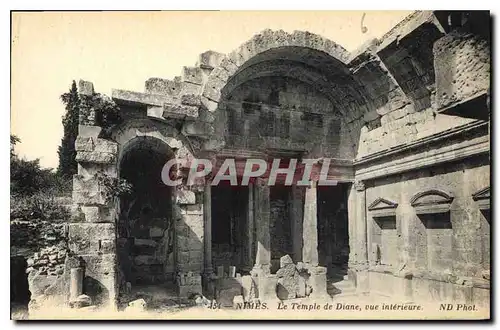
111 89 177 107
376 11 438 52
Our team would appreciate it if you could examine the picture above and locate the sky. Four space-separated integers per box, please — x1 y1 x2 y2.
11 10 412 169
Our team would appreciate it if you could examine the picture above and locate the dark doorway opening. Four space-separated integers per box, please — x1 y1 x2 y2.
11 256 31 318
117 138 174 289
211 184 249 273
317 184 349 279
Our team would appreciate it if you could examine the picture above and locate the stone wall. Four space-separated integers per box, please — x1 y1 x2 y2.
364 153 490 303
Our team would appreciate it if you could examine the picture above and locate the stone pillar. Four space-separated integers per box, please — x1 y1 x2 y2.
354 180 368 266
290 185 304 263
244 182 255 271
302 181 318 266
347 182 358 270
70 84 120 309
251 178 275 300
203 183 212 276
69 267 84 302
301 181 328 298
351 180 369 294
253 178 271 271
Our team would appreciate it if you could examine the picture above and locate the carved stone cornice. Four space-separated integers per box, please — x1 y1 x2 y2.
355 121 489 181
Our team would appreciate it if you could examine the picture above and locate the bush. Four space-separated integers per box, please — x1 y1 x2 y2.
10 192 70 222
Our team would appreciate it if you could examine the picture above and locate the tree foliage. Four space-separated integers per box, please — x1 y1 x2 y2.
57 80 80 178
10 135 65 196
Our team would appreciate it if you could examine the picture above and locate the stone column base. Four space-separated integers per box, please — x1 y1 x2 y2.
250 265 277 301
307 265 328 298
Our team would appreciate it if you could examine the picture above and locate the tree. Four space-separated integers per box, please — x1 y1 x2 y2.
10 135 54 196
57 80 80 178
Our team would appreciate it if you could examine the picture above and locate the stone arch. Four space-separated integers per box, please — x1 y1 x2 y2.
110 118 195 168
109 119 197 288
200 29 374 159
201 29 351 110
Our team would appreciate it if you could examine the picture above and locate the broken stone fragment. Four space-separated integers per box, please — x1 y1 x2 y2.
279 254 293 268
70 294 92 309
125 298 147 312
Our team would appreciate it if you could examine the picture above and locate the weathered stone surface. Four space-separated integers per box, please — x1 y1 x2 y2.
182 66 204 85
163 103 199 119
276 258 300 300
78 125 102 138
181 94 201 106
434 30 490 109
70 294 92 309
76 151 116 164
79 80 94 96
279 255 293 268
75 137 118 154
68 223 115 254
64 17 490 311
112 88 177 106
198 50 224 69
81 206 111 223
176 190 196 205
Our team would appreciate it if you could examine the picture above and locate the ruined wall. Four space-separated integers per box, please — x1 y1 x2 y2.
364 154 489 303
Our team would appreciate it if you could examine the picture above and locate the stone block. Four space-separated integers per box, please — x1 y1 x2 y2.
182 66 204 85
257 274 277 301
77 125 101 139
68 223 115 254
70 294 92 309
76 151 116 165
181 94 201 107
220 57 239 77
279 255 293 268
81 206 111 223
145 77 181 96
176 190 196 205
163 103 199 119
78 80 94 96
198 50 224 69
434 31 490 109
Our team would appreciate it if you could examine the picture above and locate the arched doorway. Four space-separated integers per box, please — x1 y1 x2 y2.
117 136 175 290
203 36 368 294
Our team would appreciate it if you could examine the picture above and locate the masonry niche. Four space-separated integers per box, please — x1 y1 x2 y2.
410 190 454 273
117 137 175 287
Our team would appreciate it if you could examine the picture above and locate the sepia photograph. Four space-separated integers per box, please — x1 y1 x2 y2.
9 9 491 321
